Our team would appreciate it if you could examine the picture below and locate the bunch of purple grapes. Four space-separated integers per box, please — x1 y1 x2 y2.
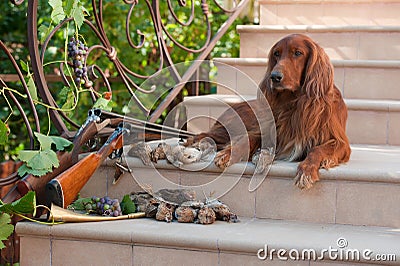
84 196 122 217
67 37 89 86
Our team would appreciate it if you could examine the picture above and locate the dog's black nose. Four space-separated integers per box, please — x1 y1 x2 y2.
270 71 283 83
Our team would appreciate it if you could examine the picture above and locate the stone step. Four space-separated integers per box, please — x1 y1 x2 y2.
237 25 400 60
75 144 400 228
183 95 400 146
16 216 400 265
259 0 400 26
213 58 400 101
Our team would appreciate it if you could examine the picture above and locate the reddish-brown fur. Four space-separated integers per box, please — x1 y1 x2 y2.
188 34 351 189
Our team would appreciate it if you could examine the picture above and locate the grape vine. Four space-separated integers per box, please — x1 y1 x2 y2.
68 194 136 217
0 0 114 177
67 37 90 87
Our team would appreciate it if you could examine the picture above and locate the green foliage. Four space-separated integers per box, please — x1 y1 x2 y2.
0 191 36 250
49 0 66 24
0 213 14 250
0 120 9 145
120 194 136 215
39 0 87 42
17 132 73 177
25 65 39 102
67 197 93 211
0 191 36 215
93 97 113 112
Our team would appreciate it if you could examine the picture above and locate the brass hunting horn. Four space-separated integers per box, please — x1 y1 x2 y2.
48 204 145 223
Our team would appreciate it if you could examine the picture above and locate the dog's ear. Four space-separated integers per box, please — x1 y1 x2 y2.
258 45 277 97
302 39 334 98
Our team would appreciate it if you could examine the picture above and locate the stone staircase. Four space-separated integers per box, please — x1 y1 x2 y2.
16 1 400 265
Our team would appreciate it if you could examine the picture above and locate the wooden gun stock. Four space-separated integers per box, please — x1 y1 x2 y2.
46 125 127 208
1 119 107 205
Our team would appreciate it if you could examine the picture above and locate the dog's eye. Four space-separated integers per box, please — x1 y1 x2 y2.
273 51 280 57
294 50 303 56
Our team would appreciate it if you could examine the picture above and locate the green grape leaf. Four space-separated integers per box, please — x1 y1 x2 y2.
18 150 40 164
0 120 8 145
120 194 136 215
58 86 70 102
93 97 113 112
27 149 59 170
20 60 29 72
61 90 76 116
68 197 92 211
17 163 29 177
81 6 90 17
50 136 74 152
0 191 36 215
17 164 50 177
0 213 14 249
34 132 73 152
38 24 55 44
72 3 85 30
64 0 77 17
34 133 71 152
27 75 38 101
49 0 66 24
34 132 54 150
17 133 72 177
18 150 57 177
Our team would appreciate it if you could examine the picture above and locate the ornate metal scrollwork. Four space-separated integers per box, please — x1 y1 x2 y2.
1 0 250 142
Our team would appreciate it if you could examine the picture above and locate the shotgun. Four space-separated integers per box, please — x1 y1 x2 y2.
1 109 109 205
46 123 129 208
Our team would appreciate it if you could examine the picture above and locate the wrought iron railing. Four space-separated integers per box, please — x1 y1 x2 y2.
0 0 250 184
2 0 248 140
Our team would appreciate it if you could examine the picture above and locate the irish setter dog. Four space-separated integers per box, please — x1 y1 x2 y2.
187 34 351 189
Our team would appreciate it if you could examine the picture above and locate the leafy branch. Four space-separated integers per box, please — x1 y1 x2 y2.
39 0 88 43
0 0 114 176
17 132 73 177
0 192 36 250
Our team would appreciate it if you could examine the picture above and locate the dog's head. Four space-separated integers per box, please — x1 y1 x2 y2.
260 34 334 98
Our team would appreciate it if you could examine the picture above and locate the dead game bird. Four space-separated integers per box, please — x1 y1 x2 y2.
154 188 196 205
175 206 197 223
197 206 216 225
150 142 167 163
156 202 175 223
127 142 152 165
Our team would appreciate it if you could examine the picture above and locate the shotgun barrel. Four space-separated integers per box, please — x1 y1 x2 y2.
1 112 106 205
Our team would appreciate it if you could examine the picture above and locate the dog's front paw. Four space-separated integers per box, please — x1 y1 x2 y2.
294 162 319 190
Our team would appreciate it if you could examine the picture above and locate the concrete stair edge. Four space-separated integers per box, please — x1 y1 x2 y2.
183 94 400 146
237 25 400 33
16 217 400 265
213 57 400 68
110 143 400 184
184 94 400 113
212 58 400 101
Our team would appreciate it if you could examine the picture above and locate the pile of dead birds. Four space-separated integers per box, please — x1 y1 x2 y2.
127 139 216 168
127 138 274 174
130 189 239 225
